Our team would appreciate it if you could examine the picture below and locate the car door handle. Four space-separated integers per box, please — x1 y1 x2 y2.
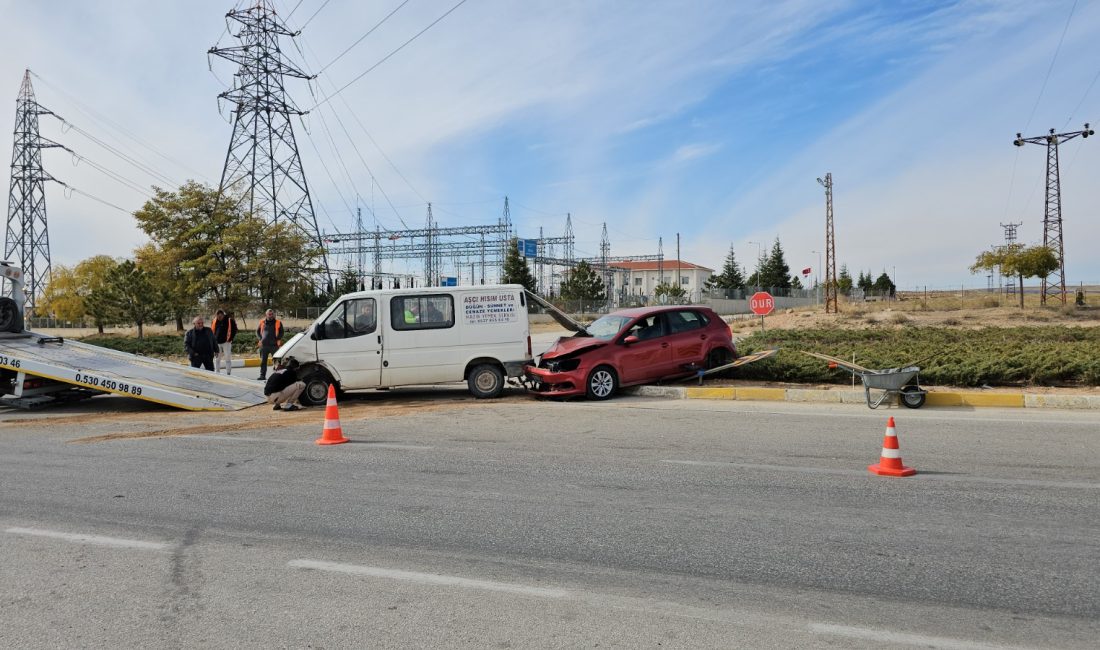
661 343 669 348
700 334 707 340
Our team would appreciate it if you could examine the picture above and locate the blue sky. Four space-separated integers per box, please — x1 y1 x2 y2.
2 0 1098 289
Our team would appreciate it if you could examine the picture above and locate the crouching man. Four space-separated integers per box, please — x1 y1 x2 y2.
264 358 305 412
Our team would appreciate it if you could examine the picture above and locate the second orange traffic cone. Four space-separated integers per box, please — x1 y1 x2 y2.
867 416 915 477
315 384 349 446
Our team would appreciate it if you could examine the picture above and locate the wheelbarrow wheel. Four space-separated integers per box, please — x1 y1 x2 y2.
900 385 926 409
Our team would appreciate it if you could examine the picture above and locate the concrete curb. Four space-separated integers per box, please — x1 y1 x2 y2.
629 385 1100 410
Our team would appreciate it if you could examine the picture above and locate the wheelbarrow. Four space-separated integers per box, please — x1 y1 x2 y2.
803 351 927 409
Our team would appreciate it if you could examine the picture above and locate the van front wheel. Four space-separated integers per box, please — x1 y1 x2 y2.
468 364 504 399
300 369 335 406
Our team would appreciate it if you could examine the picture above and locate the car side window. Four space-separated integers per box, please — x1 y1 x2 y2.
627 315 664 341
391 294 455 331
320 298 376 339
669 310 705 334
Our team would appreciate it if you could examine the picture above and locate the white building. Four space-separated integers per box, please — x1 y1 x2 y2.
609 260 714 302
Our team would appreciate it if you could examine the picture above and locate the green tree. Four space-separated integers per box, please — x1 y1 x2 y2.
758 238 791 290
559 260 606 301
654 282 687 301
790 274 803 290
501 238 537 292
712 245 745 294
971 244 1059 309
103 260 169 339
872 272 895 296
133 181 319 315
837 264 853 295
334 264 360 296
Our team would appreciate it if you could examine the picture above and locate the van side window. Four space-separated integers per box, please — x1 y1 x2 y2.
391 294 454 331
320 298 376 339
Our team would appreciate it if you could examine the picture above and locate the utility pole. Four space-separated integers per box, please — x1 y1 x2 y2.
424 203 435 286
817 173 838 313
999 221 1021 298
6 71 63 315
599 222 611 299
209 1 328 281
676 233 681 298
1013 124 1093 305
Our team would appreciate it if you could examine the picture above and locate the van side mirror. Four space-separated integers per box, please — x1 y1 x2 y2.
623 335 639 346
311 326 323 340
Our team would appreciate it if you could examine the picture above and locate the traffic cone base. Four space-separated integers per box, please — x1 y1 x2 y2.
867 416 915 477
315 384 349 445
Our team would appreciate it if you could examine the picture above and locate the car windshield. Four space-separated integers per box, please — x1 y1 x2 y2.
585 314 631 340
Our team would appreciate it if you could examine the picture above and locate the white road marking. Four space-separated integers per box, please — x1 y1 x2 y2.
288 559 571 598
5 527 169 550
661 459 1100 489
809 623 1040 650
288 557 1046 648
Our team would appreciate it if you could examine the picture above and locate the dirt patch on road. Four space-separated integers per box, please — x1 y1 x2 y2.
68 391 528 443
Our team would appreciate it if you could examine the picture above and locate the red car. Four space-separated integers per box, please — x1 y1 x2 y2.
525 305 736 400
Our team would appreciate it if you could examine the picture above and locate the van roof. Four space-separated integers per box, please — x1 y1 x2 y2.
335 284 526 302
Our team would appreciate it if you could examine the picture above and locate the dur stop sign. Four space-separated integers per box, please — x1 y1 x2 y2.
750 291 775 316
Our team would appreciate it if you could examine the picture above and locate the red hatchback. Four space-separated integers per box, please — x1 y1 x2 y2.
525 305 736 400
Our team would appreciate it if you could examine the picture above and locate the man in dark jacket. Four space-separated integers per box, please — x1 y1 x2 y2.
184 316 217 371
264 358 305 411
256 308 283 380
213 309 239 375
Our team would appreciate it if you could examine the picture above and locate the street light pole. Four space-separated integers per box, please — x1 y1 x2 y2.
747 241 763 289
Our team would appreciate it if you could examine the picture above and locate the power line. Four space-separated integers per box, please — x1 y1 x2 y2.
317 0 411 74
1022 0 1078 134
1063 65 1100 129
311 0 471 110
299 0 333 29
29 71 212 183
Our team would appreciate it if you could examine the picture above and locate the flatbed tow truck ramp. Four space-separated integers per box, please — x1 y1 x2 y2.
0 331 267 411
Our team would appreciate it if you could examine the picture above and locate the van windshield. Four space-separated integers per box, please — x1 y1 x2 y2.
585 315 630 340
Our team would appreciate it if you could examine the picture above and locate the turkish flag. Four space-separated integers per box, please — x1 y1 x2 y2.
802 267 812 276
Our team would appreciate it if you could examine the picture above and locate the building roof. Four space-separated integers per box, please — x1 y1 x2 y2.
609 259 713 272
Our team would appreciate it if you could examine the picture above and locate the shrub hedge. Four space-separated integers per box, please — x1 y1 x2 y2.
735 326 1100 387
77 330 300 359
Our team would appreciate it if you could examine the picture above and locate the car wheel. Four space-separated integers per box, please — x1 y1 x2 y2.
900 385 926 409
706 347 734 371
586 365 618 400
300 369 335 406
467 364 504 399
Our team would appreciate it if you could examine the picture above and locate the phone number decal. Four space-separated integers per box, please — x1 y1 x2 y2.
0 355 21 369
74 372 143 396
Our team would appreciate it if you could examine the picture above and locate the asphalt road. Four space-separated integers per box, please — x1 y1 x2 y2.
0 393 1097 648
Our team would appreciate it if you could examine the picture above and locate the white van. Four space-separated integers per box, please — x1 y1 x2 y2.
275 284 533 404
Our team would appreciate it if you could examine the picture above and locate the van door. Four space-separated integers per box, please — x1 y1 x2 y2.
313 297 382 388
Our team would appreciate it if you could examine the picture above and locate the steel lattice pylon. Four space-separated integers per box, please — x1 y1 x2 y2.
209 1 327 277
1013 124 1093 305
6 70 63 314
817 173 837 313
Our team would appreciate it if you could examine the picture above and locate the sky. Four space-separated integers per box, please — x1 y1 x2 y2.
1 0 1098 290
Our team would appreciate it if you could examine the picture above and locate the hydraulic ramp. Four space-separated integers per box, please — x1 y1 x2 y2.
0 331 267 411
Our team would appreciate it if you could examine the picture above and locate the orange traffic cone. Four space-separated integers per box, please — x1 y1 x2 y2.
315 384 349 445
867 416 916 477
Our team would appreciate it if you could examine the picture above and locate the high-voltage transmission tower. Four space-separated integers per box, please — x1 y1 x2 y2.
999 221 1021 245
6 71 63 314
209 1 328 278
1013 124 1093 305
817 172 838 313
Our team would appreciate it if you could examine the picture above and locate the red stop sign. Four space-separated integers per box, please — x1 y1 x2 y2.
750 291 775 316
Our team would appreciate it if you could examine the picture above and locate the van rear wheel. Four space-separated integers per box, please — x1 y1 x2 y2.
468 364 504 399
300 369 335 406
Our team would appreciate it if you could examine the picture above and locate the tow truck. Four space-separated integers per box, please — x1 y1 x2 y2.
0 261 266 410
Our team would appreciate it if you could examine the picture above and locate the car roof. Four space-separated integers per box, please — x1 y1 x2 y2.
609 305 712 318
